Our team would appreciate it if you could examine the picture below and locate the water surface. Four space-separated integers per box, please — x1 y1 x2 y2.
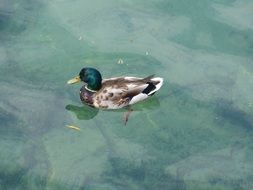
1 0 253 189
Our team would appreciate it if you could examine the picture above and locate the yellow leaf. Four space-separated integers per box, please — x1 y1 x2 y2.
66 125 81 131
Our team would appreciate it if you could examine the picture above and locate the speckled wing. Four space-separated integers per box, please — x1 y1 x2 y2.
92 76 163 109
92 77 146 109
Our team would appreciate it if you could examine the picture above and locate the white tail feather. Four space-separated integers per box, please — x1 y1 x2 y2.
129 77 163 105
148 77 163 95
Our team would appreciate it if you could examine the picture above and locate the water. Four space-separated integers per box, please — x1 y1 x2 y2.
0 0 253 189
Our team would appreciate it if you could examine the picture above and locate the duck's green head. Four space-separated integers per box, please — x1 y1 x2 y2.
67 67 102 91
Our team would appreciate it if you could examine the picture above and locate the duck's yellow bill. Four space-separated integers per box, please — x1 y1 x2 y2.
66 125 81 131
67 76 81 84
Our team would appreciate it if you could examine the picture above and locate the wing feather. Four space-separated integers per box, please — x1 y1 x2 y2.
93 75 162 109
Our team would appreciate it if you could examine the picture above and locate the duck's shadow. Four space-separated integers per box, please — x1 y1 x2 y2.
65 104 99 120
66 96 160 121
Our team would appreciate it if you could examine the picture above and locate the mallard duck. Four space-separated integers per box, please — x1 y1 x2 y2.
67 67 163 109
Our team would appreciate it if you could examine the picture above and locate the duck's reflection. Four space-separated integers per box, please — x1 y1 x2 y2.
65 104 99 120
65 96 160 123
133 96 161 111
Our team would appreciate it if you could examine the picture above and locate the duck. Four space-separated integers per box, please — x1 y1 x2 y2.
67 67 163 109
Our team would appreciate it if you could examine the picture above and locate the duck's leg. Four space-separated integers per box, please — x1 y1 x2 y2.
123 106 133 125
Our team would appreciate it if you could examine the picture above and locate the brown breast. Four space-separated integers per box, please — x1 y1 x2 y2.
79 86 95 107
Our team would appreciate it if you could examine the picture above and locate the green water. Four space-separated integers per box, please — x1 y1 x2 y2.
1 0 253 189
